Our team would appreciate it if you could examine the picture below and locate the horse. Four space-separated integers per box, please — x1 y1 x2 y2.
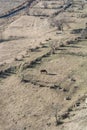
40 69 48 74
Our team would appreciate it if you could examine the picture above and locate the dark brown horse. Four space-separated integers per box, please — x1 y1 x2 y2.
40 69 48 74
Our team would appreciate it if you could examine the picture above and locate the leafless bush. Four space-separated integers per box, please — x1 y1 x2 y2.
50 42 59 54
43 2 48 9
80 1 85 10
63 0 74 9
61 112 69 119
80 23 87 39
64 96 71 100
81 29 87 39
54 105 63 126
85 23 87 29
0 29 3 42
59 42 65 47
81 14 87 18
50 46 56 54
34 10 42 16
50 17 70 31
52 19 63 31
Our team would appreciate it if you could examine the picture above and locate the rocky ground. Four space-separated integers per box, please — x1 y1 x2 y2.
0 0 87 130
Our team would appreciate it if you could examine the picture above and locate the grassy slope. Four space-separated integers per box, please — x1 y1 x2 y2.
0 0 87 130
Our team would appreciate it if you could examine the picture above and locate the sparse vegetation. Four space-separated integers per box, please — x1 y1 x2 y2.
43 2 48 9
54 107 63 126
0 28 3 42
80 1 85 10
0 0 87 130
50 17 71 31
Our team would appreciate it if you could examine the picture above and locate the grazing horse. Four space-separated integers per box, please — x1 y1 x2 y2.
40 69 48 74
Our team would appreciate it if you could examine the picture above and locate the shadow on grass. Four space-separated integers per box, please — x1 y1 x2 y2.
65 45 82 48
0 72 11 78
0 36 27 44
58 48 67 50
48 73 57 76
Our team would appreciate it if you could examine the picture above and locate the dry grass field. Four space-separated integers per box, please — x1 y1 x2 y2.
0 0 87 130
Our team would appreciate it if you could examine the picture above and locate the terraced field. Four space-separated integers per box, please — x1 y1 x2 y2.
0 0 87 130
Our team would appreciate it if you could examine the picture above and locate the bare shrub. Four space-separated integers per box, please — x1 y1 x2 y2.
64 96 71 100
52 104 63 126
50 42 59 54
81 14 87 18
63 0 74 10
81 23 87 39
50 44 56 54
43 2 48 9
34 10 42 16
68 107 73 112
85 22 87 29
59 42 65 47
55 108 63 126
50 17 70 31
81 29 87 39
52 19 63 31
80 1 85 10
0 28 3 42
14 55 24 61
61 112 69 119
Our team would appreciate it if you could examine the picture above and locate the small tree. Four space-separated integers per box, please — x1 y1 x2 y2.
52 104 63 126
50 40 59 54
50 19 64 31
80 1 85 10
55 20 64 31
55 108 63 126
50 18 70 31
50 43 56 54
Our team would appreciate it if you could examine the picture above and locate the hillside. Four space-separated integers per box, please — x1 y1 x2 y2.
0 0 87 130
0 0 25 14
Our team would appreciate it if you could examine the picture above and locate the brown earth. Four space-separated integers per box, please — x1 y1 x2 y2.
0 0 87 130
